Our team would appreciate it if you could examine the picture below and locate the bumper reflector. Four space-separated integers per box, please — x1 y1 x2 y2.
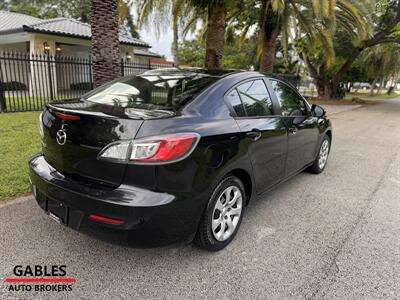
88 214 124 225
55 112 81 120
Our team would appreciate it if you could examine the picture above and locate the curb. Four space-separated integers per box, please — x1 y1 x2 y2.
0 193 32 208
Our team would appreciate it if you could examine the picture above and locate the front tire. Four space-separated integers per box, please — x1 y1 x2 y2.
308 134 331 174
195 175 245 251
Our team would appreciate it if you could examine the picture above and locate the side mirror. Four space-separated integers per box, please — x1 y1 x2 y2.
311 104 325 118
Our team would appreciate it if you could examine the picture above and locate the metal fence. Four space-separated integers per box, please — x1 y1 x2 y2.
0 52 173 113
0 51 307 113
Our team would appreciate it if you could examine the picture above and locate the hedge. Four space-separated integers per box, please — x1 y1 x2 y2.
70 82 92 91
1 81 27 91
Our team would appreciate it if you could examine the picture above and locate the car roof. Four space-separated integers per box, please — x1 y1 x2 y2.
135 68 299 92
138 67 239 78
138 68 297 84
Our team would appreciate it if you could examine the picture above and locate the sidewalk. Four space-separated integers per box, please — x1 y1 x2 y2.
322 104 362 115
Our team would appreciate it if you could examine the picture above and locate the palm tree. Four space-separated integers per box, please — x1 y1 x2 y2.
191 0 245 70
360 44 400 95
90 0 121 87
207 1 229 69
257 0 368 73
136 0 196 64
137 0 240 69
118 0 141 38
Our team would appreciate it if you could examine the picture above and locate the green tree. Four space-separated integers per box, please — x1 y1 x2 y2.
254 0 369 74
300 0 400 99
223 35 258 69
177 39 205 67
135 0 199 63
118 0 141 38
3 0 60 19
178 33 258 69
342 60 372 92
190 0 240 69
359 43 400 95
3 0 139 38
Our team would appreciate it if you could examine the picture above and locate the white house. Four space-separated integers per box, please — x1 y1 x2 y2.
0 10 160 62
0 10 161 98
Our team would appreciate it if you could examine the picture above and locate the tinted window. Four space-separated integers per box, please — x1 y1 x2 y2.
82 70 219 112
226 89 246 117
270 79 306 117
236 79 273 117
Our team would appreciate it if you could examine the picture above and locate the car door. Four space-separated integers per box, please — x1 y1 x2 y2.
268 78 319 176
225 78 288 194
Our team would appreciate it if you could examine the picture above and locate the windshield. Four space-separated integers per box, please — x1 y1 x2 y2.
82 69 220 112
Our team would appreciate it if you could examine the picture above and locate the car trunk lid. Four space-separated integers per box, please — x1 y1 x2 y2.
41 100 144 186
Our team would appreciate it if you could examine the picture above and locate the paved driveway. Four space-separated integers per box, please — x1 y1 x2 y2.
1 99 400 299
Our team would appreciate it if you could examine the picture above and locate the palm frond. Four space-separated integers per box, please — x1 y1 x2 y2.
271 0 285 13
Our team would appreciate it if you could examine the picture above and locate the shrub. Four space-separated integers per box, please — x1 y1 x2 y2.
70 82 92 91
1 81 27 91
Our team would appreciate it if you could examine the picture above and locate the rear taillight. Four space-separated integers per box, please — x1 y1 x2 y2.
98 133 200 164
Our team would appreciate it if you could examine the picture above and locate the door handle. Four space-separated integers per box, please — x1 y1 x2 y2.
246 129 262 141
288 127 298 135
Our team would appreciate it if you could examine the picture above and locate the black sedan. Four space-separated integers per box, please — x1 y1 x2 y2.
29 68 332 251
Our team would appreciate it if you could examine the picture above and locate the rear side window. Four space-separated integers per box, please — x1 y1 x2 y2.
226 89 246 117
226 79 273 117
269 79 307 117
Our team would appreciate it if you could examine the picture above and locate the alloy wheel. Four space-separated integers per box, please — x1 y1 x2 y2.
211 186 243 242
318 139 330 169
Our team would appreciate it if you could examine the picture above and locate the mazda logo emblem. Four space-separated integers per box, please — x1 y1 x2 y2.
56 126 67 146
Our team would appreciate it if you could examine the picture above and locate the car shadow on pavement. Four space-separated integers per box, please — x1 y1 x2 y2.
55 170 311 255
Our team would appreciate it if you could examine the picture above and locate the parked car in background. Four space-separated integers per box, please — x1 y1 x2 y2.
353 82 371 90
29 68 332 251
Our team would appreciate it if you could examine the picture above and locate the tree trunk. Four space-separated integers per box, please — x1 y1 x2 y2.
315 79 326 99
315 80 336 99
90 0 121 88
376 78 385 95
299 1 400 100
259 34 279 73
171 12 179 64
205 1 226 70
370 77 378 96
258 0 280 73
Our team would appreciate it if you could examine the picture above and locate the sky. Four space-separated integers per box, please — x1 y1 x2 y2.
134 9 199 61
139 27 173 60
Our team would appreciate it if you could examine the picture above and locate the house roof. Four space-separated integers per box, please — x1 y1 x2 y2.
0 10 42 31
134 49 161 58
0 10 150 48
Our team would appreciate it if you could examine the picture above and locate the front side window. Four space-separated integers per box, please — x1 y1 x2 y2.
269 79 307 117
226 79 273 117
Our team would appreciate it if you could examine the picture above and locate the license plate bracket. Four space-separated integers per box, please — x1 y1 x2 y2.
47 198 67 225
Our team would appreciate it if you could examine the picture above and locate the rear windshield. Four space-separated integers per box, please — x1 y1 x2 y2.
82 69 219 112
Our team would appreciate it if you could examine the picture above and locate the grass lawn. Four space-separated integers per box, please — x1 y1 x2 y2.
307 91 399 105
5 96 48 112
0 112 41 200
300 88 399 102
345 91 400 101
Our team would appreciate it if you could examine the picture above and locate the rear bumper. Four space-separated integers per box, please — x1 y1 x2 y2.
28 154 202 246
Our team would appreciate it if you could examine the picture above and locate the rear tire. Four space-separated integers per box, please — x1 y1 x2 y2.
308 134 331 174
195 175 245 251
